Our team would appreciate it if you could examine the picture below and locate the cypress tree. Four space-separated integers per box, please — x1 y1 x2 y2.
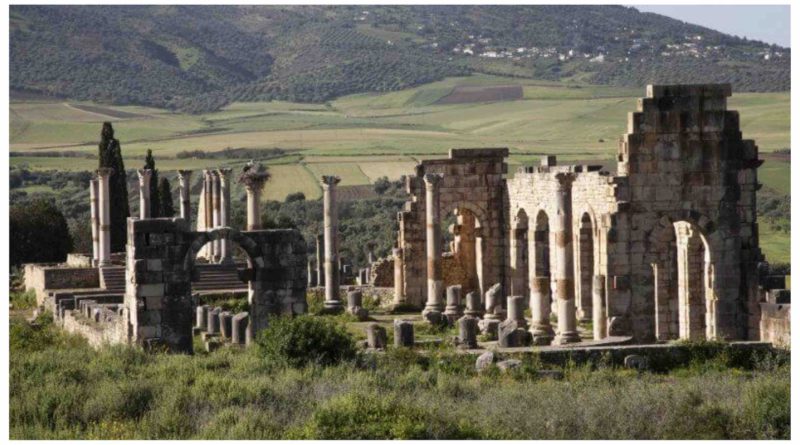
144 149 160 217
159 177 175 217
98 122 130 252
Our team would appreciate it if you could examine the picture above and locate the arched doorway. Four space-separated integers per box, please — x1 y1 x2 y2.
510 208 529 298
674 221 712 340
575 212 594 323
444 206 486 298
529 209 554 344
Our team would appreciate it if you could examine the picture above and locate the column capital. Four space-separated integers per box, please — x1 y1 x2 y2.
177 169 192 183
321 175 341 188
554 172 576 189
137 168 152 183
96 167 114 178
423 173 444 188
240 171 270 192
216 167 233 184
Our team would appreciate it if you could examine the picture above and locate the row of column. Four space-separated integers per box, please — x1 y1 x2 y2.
198 169 236 264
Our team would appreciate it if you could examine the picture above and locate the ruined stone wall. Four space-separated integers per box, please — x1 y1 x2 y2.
760 303 790 347
24 263 100 306
369 256 394 287
62 310 128 349
126 218 307 353
398 148 508 307
618 84 761 341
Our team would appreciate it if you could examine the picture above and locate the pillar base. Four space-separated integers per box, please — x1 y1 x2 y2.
421 306 443 324
322 300 343 314
531 324 555 345
553 331 581 345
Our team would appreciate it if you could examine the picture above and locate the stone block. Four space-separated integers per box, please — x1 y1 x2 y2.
231 312 249 345
365 323 387 350
479 318 500 340
393 319 414 347
196 305 209 329
219 311 233 339
464 291 483 317
457 315 479 349
475 351 495 372
498 320 530 348
207 307 221 335
623 354 649 371
496 359 522 372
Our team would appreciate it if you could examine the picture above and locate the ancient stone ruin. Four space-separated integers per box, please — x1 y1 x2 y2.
23 84 790 351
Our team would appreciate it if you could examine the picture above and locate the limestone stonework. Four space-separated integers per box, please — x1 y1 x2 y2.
397 84 767 344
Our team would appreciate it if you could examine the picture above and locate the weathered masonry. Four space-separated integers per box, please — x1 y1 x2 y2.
394 84 774 343
125 218 307 352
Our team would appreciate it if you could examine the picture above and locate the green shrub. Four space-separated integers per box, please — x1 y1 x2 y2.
290 391 484 439
738 379 790 439
10 290 37 310
256 316 355 368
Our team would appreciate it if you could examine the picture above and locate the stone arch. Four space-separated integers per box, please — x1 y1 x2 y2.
646 213 715 341
441 202 488 296
184 227 263 273
510 207 529 297
575 212 596 323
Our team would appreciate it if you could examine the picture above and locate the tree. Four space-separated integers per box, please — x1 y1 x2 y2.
158 177 175 217
144 149 160 217
10 199 73 267
98 122 130 252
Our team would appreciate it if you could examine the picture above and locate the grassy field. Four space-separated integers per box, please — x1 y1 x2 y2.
9 75 790 261
9 304 791 440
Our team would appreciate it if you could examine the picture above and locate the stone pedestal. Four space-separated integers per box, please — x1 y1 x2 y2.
457 315 479 349
444 285 463 322
365 323 387 350
506 295 528 329
219 311 233 339
322 176 343 312
231 312 249 345
483 283 504 320
465 291 483 317
196 305 209 329
207 307 221 335
393 319 414 347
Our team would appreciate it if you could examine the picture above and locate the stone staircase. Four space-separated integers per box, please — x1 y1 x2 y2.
193 263 248 293
98 264 247 295
100 266 126 293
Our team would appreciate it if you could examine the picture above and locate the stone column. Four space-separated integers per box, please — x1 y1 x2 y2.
393 247 405 305
322 176 343 311
176 170 192 221
592 274 607 340
553 173 580 344
137 169 152 219
509 226 527 297
529 225 554 344
96 168 113 267
202 170 215 259
316 234 325 287
211 170 221 262
241 171 269 231
89 178 100 267
422 173 444 318
217 168 233 264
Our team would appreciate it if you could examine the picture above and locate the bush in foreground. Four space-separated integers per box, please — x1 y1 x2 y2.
255 315 356 368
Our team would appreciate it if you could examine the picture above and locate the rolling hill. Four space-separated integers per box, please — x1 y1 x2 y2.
10 5 790 113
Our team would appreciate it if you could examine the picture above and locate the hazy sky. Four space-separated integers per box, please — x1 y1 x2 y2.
634 5 791 48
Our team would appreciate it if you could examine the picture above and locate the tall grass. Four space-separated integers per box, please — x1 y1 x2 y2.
9 314 790 439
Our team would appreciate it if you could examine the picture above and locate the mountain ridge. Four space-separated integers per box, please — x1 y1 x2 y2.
11 5 790 113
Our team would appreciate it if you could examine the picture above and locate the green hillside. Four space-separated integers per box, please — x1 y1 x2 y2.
10 5 790 113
